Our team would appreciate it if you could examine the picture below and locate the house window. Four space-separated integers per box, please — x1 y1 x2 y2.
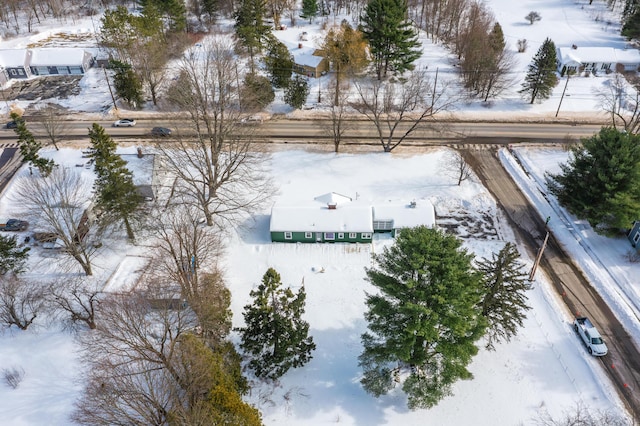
338 233 344 239
324 232 335 240
634 232 640 244
362 233 372 239
349 232 357 238
284 232 292 240
305 232 313 239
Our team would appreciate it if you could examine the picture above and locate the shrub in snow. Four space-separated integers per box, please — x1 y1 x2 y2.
3 366 25 389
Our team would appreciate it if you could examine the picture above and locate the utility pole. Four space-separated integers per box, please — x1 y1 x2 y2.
529 216 551 281
555 73 570 118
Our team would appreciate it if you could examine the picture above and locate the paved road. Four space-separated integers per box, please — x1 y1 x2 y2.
0 119 605 143
461 146 640 421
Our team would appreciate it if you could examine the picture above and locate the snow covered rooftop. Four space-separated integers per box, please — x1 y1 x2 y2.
0 49 29 66
284 41 325 68
557 46 640 65
270 204 373 233
373 200 436 229
30 48 89 66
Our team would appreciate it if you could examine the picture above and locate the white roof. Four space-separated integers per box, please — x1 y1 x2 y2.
373 200 436 229
270 204 373 233
30 48 88 66
0 49 29 67
557 46 640 65
313 192 352 206
285 41 325 68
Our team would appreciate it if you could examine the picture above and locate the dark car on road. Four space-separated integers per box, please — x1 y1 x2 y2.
151 127 172 137
5 121 18 129
0 219 29 231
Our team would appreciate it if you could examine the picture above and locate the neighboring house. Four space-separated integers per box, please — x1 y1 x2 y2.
557 46 640 75
628 221 640 249
30 48 94 76
287 42 329 78
121 149 157 201
270 192 436 243
0 49 32 79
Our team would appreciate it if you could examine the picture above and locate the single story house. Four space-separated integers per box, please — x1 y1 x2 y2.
0 49 33 79
30 48 94 76
270 192 437 243
557 46 640 75
628 221 640 249
287 42 329 78
270 192 374 243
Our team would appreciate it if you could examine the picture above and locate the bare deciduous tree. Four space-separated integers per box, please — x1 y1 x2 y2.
147 204 231 344
48 277 101 330
14 167 100 275
442 150 474 186
525 11 541 25
33 103 68 151
597 73 640 134
534 401 633 426
73 290 260 426
0 274 46 330
162 36 273 228
316 81 354 153
351 69 456 152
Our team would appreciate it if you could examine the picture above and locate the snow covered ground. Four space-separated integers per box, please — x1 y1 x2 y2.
0 0 639 424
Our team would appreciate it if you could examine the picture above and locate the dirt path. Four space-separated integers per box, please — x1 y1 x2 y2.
461 145 640 421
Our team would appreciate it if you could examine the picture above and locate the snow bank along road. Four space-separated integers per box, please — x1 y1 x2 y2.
461 146 640 421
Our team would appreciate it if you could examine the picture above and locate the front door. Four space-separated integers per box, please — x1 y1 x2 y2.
316 232 322 242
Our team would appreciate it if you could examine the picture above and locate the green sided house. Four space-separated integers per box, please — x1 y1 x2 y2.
270 192 436 243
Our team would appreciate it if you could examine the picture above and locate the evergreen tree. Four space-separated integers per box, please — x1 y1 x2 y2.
0 234 30 275
477 242 531 351
622 9 640 39
361 0 422 80
237 268 316 380
263 36 293 88
241 73 275 111
109 60 144 109
359 226 486 409
140 0 187 33
284 75 310 109
235 0 271 73
547 127 640 235
10 112 55 176
88 123 141 241
301 0 318 23
519 37 558 104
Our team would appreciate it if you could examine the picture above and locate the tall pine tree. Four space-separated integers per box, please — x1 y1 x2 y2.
11 112 56 176
477 242 531 350
263 36 293 88
361 0 421 80
0 234 30 275
237 268 316 380
301 0 318 23
234 0 271 73
519 37 558 104
359 226 486 409
547 127 640 235
88 123 141 241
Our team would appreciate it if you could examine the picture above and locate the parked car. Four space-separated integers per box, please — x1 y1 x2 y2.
574 317 608 356
5 120 18 129
0 219 29 231
113 118 136 127
151 127 172 137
